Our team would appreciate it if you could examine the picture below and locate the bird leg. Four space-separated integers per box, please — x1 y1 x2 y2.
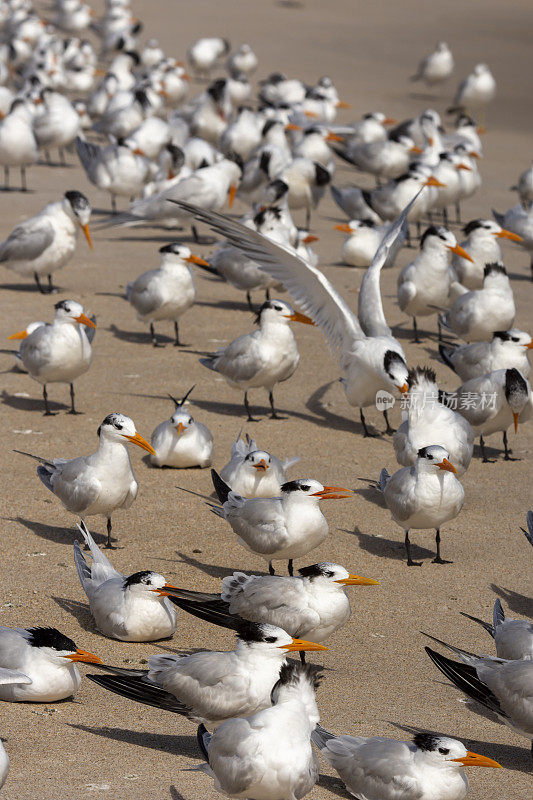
246 291 255 312
288 559 293 576
359 408 377 437
305 207 311 230
405 530 422 566
502 430 517 461
150 322 163 347
416 220 421 240
530 256 533 283
455 202 461 224
173 321 182 346
479 435 495 463
442 207 449 227
58 147 66 166
269 390 286 420
42 385 56 416
105 517 115 549
432 528 452 564
67 382 81 415
244 391 259 422
412 317 420 344
265 288 271 301
111 195 117 214
383 409 395 435
268 561 275 576
406 226 413 248
20 166 27 192
34 272 46 293
47 274 57 294
3 165 9 190
191 224 200 243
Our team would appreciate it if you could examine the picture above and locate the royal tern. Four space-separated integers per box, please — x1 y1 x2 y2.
449 64 496 117
140 37 165 68
332 133 420 181
259 73 306 107
0 190 92 293
150 388 213 468
378 445 464 566
219 433 299 498
389 109 442 149
210 469 352 575
450 367 532 461
397 226 472 342
126 243 206 346
426 640 533 747
277 157 331 229
0 625 101 702
334 218 404 268
196 662 321 800
493 204 533 280
32 88 80 163
461 598 533 661
159 562 378 659
329 184 381 223
452 220 523 289
339 112 395 147
443 114 483 158
220 106 261 161
16 412 155 547
365 168 439 233
169 196 414 436
200 299 314 421
227 43 258 76
511 163 533 208
15 299 95 414
73 521 178 641
187 37 230 77
0 98 38 190
411 41 454 86
393 367 474 476
312 726 501 800
439 264 515 342
439 329 533 381
88 621 326 727
123 115 173 160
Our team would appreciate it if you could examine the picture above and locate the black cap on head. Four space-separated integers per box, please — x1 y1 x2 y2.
27 627 77 652
123 570 154 587
463 219 484 235
420 225 447 248
207 79 226 104
407 365 437 388
237 621 271 643
483 262 507 278
413 733 441 752
281 480 311 493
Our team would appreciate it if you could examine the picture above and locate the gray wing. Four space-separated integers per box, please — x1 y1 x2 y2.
0 220 55 263
0 666 31 685
168 199 365 361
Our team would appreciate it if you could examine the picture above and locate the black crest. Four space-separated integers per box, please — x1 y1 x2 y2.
26 627 77 653
298 563 333 579
237 620 270 643
254 206 282 228
65 190 90 210
493 331 512 342
420 226 447 248
207 79 227 104
124 570 153 588
384 349 406 376
281 480 310 493
54 300 70 311
413 733 441 752
314 162 331 186
463 219 485 236
407 366 437 388
254 300 273 324
261 119 278 137
259 150 272 175
483 263 507 278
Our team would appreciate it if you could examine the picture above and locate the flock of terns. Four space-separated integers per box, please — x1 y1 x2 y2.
0 0 532 798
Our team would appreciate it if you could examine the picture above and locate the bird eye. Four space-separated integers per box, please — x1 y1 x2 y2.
264 636 277 643
274 305 283 311
438 747 450 755
300 484 310 492
512 337 519 342
114 422 123 431
427 454 433 460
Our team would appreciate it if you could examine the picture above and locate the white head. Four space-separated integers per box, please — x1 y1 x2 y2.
280 479 352 503
97 413 155 454
53 300 96 329
298 562 379 587
242 449 273 474
270 661 322 725
482 262 509 286
474 63 490 75
63 190 92 248
436 42 449 52
383 349 409 394
255 299 314 327
493 329 533 349
21 626 101 668
123 570 177 600
419 226 473 263
334 219 375 236
158 242 209 268
170 408 194 434
462 219 522 244
236 621 328 659
412 733 501 772
416 445 457 475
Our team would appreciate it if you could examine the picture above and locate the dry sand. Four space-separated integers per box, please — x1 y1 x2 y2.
0 0 532 797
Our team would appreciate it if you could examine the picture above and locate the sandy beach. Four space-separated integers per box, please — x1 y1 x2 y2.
0 0 531 797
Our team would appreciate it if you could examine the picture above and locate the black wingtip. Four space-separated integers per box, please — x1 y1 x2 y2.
211 469 231 504
197 724 209 759
438 343 456 372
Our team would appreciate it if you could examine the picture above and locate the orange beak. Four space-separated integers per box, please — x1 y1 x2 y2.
304 110 319 118
285 123 301 131
470 150 481 158
397 383 409 394
81 223 93 250
424 177 446 188
181 73 191 81
496 229 523 243
132 148 145 157
8 329 29 340
524 340 533 349
65 648 102 665
280 637 329 652
252 459 268 472
437 458 457 474
448 244 474 262
513 411 520 434
186 254 210 266
311 486 353 500
152 583 181 597
383 117 397 125
123 431 156 455
175 422 186 434
452 751 502 769
303 234 319 244
456 163 472 171
334 224 353 233
326 131 344 143
74 313 96 329
335 574 380 586
336 101 351 109
410 145 423 154
286 311 314 325
228 184 237 208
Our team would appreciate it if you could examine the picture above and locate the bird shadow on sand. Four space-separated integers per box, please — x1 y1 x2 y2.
305 381 378 437
174 550 238 580
111 232 217 246
0 282 45 293
341 525 435 562
473 441 507 462
169 788 189 800
51 595 95 633
10 516 108 547
317 774 353 798
108 323 174 346
507 270 533 283
67 723 202 759
489 584 531 617
389 721 531 773
1 389 67 414
354 482 387 508
195 298 258 314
